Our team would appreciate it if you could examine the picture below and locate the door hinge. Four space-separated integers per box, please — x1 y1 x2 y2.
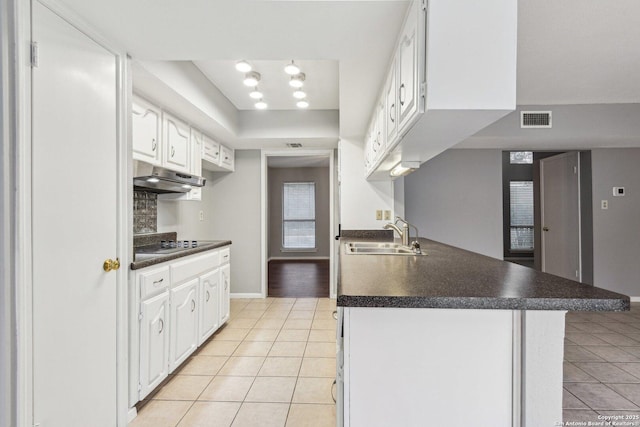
30 42 39 68
573 166 578 174
575 270 579 278
420 82 426 98
421 0 427 11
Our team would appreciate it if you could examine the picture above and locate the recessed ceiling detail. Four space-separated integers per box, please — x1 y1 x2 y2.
195 60 338 111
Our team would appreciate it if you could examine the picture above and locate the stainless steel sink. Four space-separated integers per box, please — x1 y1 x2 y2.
345 242 425 256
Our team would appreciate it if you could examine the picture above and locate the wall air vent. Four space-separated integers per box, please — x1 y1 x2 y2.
521 111 552 128
287 143 303 148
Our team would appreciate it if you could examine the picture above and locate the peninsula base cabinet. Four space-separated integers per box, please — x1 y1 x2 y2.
133 245 231 402
337 307 565 427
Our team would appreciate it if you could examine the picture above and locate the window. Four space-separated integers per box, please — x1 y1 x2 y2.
283 182 316 249
510 181 534 251
510 151 533 164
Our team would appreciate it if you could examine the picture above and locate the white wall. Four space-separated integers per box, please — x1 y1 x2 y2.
592 148 640 297
404 149 504 259
158 150 262 295
339 138 394 229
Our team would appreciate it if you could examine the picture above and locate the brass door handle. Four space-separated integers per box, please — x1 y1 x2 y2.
543 226 549 232
103 258 121 272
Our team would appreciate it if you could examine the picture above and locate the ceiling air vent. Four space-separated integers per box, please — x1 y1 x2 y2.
521 111 552 128
287 143 303 148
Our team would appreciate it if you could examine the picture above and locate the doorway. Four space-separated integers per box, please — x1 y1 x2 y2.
502 151 594 284
261 151 335 298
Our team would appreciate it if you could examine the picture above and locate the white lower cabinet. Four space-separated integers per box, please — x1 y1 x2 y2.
169 278 199 372
134 245 231 403
139 291 169 400
199 269 220 345
220 262 231 324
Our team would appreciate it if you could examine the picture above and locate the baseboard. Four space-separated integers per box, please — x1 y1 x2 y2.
127 407 137 423
231 293 264 299
268 256 330 261
630 297 640 302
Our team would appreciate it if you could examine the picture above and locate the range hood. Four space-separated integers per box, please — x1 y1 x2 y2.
133 161 205 193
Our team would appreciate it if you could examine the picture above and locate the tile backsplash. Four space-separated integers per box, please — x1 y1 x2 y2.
134 191 157 234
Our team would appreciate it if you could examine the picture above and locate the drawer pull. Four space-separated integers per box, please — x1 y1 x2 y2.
206 290 210 302
153 278 164 286
158 318 164 334
191 299 196 312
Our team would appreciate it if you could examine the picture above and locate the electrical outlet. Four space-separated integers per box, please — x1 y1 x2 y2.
199 210 204 221
601 200 608 210
376 210 383 220
383 210 391 220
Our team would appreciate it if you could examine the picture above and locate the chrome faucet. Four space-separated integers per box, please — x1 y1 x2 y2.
384 217 421 254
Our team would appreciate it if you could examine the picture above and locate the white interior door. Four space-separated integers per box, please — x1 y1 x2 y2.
32 3 118 425
540 152 581 281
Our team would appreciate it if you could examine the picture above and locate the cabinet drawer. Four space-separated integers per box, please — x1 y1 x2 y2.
171 251 220 284
202 136 220 164
220 247 230 265
139 265 170 300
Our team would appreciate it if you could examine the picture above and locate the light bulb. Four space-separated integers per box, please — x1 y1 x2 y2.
235 60 252 73
249 88 263 99
293 90 306 99
284 60 300 75
296 100 309 109
243 71 261 87
255 100 268 109
289 72 305 88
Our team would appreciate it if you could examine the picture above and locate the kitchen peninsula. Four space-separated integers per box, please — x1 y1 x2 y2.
337 235 629 427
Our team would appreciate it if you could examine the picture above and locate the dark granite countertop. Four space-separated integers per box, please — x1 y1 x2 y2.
130 240 232 270
338 237 629 311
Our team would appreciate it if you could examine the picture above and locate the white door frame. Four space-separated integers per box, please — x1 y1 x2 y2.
540 151 582 282
13 0 131 425
260 149 336 299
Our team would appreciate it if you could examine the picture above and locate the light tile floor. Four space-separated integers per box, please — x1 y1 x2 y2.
564 302 640 423
130 297 337 427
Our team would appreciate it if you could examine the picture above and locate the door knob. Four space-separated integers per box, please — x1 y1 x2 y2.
103 258 121 272
543 226 549 232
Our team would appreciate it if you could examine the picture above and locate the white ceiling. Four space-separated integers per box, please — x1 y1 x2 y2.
195 60 339 111
57 0 640 151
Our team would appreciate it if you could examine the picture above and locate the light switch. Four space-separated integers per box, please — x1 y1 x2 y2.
376 210 383 220
601 200 608 210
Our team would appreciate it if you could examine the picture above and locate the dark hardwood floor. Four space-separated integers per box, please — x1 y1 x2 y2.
268 259 330 297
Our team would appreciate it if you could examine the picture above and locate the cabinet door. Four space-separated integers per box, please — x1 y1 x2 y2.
220 145 235 171
139 291 169 399
398 2 418 132
375 100 386 160
385 59 398 144
132 96 161 165
163 113 190 173
220 264 231 324
169 278 199 372
202 134 220 165
199 269 220 345
190 128 203 177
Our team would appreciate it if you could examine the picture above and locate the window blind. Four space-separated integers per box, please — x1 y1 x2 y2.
510 181 534 251
283 182 316 249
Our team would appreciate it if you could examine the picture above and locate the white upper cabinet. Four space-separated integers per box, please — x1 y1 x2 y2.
163 113 190 173
364 0 517 180
202 136 234 173
132 96 162 165
397 2 420 134
385 59 398 144
201 134 220 165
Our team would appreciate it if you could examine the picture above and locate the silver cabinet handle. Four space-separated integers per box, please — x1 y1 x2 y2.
153 278 164 286
151 138 157 151
399 83 406 106
206 290 210 302
191 299 196 312
171 146 175 157
390 103 395 123
224 280 228 290
158 318 164 334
